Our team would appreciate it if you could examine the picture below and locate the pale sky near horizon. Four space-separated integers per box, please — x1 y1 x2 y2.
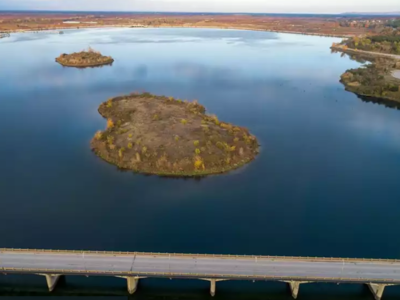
0 0 398 14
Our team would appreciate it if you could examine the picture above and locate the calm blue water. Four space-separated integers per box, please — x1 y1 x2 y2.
1 28 400 298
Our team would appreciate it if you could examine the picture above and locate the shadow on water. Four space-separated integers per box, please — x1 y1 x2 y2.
2 277 400 299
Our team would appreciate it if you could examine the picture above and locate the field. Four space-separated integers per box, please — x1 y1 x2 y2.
0 12 380 37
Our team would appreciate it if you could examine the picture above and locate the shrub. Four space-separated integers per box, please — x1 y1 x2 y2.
142 92 152 98
234 137 239 143
181 119 188 125
142 146 147 154
153 114 159 121
135 152 141 162
194 156 205 170
210 115 219 125
107 136 114 145
195 148 201 155
107 119 114 128
220 123 232 130
128 142 133 149
94 131 103 140
117 128 128 134
119 147 125 158
128 133 133 138
106 99 113 108
193 140 200 146
175 135 180 141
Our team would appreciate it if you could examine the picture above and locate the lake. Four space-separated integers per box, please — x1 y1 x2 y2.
1 27 400 299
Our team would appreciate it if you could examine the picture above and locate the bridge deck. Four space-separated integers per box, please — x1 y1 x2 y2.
1 249 400 284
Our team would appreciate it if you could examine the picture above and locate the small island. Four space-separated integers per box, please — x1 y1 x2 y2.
91 93 259 176
56 47 114 67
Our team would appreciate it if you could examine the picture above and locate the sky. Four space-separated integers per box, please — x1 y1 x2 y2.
0 0 399 14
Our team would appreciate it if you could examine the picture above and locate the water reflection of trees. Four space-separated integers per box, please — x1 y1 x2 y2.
357 95 400 110
60 63 113 69
330 49 372 64
116 167 207 181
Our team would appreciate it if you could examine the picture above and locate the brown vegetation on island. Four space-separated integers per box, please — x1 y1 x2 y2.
56 47 114 67
91 92 259 176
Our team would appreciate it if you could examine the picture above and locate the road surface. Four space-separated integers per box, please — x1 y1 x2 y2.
1 249 400 283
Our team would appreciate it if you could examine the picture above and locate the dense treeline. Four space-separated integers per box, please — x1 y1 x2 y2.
370 35 400 43
341 30 400 54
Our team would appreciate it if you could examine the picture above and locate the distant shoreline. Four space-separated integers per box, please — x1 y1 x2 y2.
2 25 352 38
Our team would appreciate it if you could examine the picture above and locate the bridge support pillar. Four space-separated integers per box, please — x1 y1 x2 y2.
200 278 226 297
367 283 392 300
116 276 143 294
37 274 61 292
283 281 309 299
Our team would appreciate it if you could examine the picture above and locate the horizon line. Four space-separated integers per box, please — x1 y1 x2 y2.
0 9 400 15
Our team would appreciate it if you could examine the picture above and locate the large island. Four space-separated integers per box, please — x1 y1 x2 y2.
56 48 114 67
91 93 259 176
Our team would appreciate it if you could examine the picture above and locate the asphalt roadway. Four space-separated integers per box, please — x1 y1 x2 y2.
1 250 400 283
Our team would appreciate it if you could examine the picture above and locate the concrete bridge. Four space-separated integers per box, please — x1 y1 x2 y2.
1 249 400 299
